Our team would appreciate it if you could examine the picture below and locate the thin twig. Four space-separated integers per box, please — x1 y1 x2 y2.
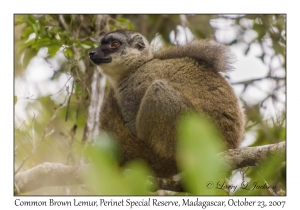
59 15 69 32
65 77 74 122
257 172 277 196
30 113 36 146
16 120 26 130
18 75 73 101
15 95 70 175
231 76 285 86
245 121 260 130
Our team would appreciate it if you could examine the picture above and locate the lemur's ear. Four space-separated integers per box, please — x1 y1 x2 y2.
129 34 146 50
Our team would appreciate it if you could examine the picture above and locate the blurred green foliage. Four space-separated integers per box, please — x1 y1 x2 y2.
177 113 227 195
14 14 285 195
84 134 156 195
234 155 286 196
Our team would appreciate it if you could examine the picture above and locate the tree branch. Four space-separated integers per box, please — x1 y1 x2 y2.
14 141 286 194
14 162 91 194
218 141 286 171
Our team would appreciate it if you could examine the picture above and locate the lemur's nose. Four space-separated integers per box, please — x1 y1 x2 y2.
89 51 96 57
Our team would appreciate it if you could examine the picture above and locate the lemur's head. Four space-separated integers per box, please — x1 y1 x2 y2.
89 30 153 82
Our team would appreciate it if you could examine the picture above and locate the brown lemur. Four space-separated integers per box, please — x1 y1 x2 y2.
88 30 245 184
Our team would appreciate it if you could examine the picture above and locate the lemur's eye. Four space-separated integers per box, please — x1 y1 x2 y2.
110 41 120 49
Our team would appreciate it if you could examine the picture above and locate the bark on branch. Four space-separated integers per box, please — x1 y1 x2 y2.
14 162 91 194
14 141 286 194
217 141 286 171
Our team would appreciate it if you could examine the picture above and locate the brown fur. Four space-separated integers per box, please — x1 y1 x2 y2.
89 30 245 183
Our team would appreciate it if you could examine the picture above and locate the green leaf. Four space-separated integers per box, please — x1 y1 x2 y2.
252 23 266 40
229 39 237 46
83 41 96 47
38 27 50 39
245 43 251 55
14 16 27 25
32 38 52 48
83 134 125 195
124 161 156 195
110 25 117 31
48 45 61 57
273 42 285 55
116 18 128 23
28 15 36 24
22 48 38 68
20 27 34 38
16 39 35 55
63 48 73 59
47 26 62 34
81 44 92 49
83 133 153 195
14 96 18 105
177 113 226 195
127 22 134 30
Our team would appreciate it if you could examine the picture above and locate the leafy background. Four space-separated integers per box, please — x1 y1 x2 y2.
14 14 285 195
